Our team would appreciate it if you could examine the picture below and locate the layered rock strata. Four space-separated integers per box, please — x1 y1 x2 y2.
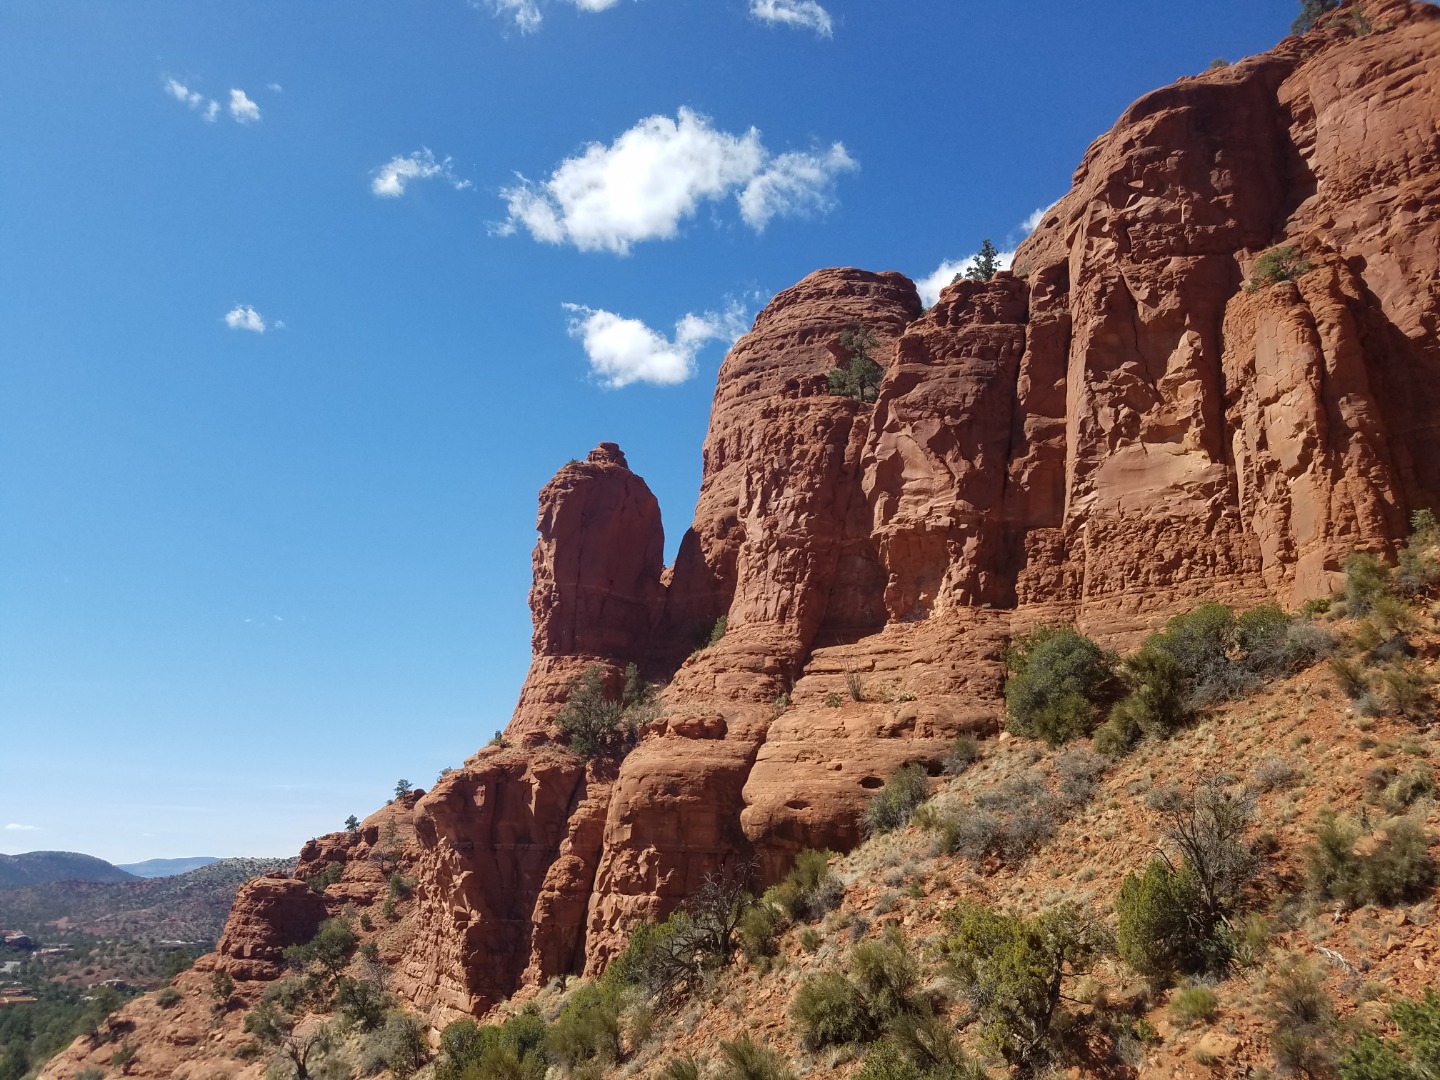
47 3 1440 1060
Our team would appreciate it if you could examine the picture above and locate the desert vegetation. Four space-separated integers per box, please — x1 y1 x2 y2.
555 663 660 761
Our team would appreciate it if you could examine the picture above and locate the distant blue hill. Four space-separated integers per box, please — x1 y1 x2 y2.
115 857 221 879
0 851 136 888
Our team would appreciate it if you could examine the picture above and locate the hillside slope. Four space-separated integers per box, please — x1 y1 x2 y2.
0 857 293 942
117 858 222 879
0 851 134 889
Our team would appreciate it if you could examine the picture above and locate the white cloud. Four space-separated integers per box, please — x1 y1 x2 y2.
500 108 855 253
487 0 543 31
738 144 855 230
750 0 832 36
224 305 266 333
914 247 1016 308
267 82 284 93
1018 205 1052 235
229 88 261 123
482 0 625 30
370 149 471 197
4 823 39 832
913 203 1065 306
564 301 748 387
164 77 219 122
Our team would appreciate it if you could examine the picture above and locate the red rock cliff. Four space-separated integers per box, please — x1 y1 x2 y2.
409 0 1440 1016
53 3 1440 1058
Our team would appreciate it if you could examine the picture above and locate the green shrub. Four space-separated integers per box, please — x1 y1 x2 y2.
862 763 931 836
1339 989 1440 1080
769 849 842 922
1381 665 1432 722
1118 778 1257 981
791 927 923 1052
436 1011 549 1080
1169 984 1219 1027
1108 646 1190 745
942 901 1108 1070
663 1055 702 1080
850 926 923 1024
363 1012 430 1078
334 974 389 1029
388 871 415 900
1384 770 1438 810
1395 543 1439 599
608 866 756 1001
554 663 655 761
1331 656 1370 699
155 986 182 1008
1116 859 1213 980
1122 603 1330 723
283 917 358 995
791 971 875 1049
799 927 823 953
742 850 836 959
855 1038 926 1080
738 901 784 962
1306 813 1435 908
1346 552 1393 617
717 1034 796 1080
306 862 344 893
546 983 622 1069
1265 958 1335 1077
881 1010 988 1080
1292 0 1340 33
1003 625 1118 745
1093 709 1141 757
942 732 980 775
1248 244 1312 289
826 328 884 403
707 615 729 647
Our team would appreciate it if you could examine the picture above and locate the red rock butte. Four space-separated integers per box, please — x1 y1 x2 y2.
397 1 1440 1019
46 3 1440 1066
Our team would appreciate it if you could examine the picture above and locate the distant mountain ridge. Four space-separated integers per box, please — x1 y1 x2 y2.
0 856 295 940
0 851 135 889
117 857 220 879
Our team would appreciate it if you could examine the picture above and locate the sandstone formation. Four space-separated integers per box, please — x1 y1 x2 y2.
209 874 328 983
407 0 1440 1019
45 3 1440 1067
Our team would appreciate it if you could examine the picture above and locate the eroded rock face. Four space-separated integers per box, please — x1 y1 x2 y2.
508 443 668 741
212 875 328 982
663 268 922 662
395 748 596 1019
863 276 1031 617
82 4 1440 1053
1010 0 1439 619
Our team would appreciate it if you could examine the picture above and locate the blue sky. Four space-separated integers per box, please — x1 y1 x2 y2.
1 0 1301 863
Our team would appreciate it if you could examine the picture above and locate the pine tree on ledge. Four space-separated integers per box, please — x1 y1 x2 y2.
826 328 883 403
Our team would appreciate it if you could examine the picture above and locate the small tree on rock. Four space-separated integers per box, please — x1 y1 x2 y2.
554 663 655 760
826 328 884 403
1293 0 1340 33
943 901 1110 1071
962 239 1002 283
